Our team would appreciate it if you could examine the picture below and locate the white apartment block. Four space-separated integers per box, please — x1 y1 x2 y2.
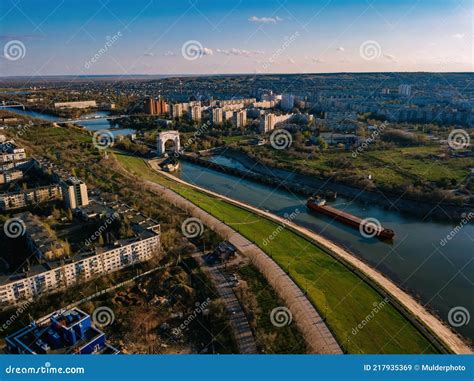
54 100 97 109
0 231 160 305
212 108 223 125
189 106 202 121
232 110 247 128
260 113 294 133
251 100 275 109
398 84 412 97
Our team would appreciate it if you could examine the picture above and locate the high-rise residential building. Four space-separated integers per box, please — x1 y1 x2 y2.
212 108 223 125
189 105 202 121
281 94 295 111
232 110 247 128
260 113 294 133
398 84 412 97
144 97 155 114
144 97 168 115
170 103 184 119
60 177 89 209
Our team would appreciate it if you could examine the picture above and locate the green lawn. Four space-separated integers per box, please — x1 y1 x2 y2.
114 151 439 354
252 145 473 187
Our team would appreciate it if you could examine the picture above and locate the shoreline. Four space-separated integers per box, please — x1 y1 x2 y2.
148 160 471 354
204 147 471 221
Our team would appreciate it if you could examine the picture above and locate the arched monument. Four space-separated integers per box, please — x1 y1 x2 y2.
157 130 180 156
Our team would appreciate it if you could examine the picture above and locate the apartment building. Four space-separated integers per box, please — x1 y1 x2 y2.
54 100 97 109
0 203 161 305
211 108 223 125
232 110 247 128
0 185 62 210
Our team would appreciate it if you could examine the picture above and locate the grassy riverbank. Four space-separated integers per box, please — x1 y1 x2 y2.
114 151 438 354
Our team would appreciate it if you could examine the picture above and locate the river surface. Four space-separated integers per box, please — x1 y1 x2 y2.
177 156 473 342
9 108 135 136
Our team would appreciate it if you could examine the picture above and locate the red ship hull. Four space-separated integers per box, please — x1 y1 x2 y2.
306 200 395 240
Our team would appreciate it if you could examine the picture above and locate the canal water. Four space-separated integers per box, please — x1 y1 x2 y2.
9 108 135 136
177 157 474 342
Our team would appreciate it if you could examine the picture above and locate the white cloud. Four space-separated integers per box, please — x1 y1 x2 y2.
143 52 154 57
336 46 345 52
452 33 464 39
216 48 264 57
248 16 283 24
312 57 325 63
163 50 175 56
383 53 396 61
288 58 295 64
202 47 213 56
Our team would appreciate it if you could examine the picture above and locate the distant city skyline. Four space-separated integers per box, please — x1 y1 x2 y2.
0 0 472 77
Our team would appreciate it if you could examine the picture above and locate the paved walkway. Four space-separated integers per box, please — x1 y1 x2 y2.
191 252 257 354
126 167 342 353
152 167 472 354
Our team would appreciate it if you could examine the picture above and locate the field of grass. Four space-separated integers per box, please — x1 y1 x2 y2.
252 144 473 187
114 151 438 354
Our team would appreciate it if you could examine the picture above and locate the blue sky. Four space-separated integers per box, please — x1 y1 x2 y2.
0 0 472 76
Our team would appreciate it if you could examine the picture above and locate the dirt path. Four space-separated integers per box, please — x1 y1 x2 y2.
126 164 342 354
152 167 472 355
191 252 257 354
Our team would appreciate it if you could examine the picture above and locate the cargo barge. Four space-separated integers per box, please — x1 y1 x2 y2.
306 197 395 240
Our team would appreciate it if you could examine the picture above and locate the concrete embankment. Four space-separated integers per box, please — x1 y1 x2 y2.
151 164 472 355
119 161 342 354
197 148 471 221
